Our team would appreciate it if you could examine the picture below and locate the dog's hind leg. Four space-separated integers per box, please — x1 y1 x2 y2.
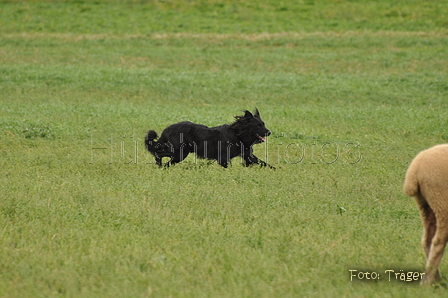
166 149 189 166
154 151 173 167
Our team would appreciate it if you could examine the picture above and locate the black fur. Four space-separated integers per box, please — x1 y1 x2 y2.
145 109 274 169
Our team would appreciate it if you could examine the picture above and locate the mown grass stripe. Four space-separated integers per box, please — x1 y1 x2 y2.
2 30 448 41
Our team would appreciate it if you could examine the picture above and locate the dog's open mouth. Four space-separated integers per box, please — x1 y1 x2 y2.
256 134 266 142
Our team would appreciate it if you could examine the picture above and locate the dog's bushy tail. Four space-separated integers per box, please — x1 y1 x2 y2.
145 130 159 154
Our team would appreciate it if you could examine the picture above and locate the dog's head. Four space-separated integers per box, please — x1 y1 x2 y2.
232 108 271 145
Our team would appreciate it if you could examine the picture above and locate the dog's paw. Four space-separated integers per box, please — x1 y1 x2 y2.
259 161 276 170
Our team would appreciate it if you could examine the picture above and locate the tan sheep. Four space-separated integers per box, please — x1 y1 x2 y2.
404 144 448 285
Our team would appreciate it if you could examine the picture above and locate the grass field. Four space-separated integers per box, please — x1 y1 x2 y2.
1 0 448 297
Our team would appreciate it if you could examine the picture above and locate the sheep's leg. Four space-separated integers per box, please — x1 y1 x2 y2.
422 221 448 285
416 194 437 261
417 199 437 259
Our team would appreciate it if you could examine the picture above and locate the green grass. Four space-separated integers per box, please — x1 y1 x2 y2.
1 0 448 297
1 0 448 33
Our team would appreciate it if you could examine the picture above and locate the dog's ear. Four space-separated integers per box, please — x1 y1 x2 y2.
243 110 254 118
254 108 260 118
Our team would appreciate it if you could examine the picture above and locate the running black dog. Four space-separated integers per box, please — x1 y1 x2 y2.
145 109 274 169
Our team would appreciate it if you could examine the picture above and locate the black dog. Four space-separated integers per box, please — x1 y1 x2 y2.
145 109 274 169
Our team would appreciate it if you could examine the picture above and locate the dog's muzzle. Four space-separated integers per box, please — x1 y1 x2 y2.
256 131 270 142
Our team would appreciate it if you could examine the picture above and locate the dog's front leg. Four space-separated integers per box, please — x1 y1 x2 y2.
258 158 276 170
244 155 275 170
259 158 276 170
